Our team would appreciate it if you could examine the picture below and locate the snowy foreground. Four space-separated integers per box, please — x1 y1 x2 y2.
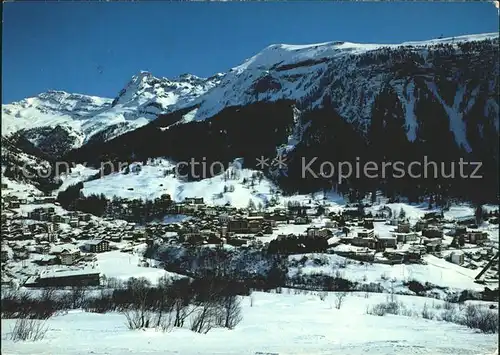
2 291 497 355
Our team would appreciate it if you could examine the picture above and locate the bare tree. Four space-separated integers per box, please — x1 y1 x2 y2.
41 287 57 303
190 279 223 334
10 317 48 342
69 285 87 309
153 276 173 328
218 295 243 329
334 292 347 309
190 301 220 334
122 277 153 329
168 278 195 328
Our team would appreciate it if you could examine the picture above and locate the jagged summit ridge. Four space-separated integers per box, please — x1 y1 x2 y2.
2 71 223 151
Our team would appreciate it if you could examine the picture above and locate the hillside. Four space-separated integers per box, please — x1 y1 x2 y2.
2 34 499 202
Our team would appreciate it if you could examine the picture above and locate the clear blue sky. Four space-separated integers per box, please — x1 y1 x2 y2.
2 1 499 104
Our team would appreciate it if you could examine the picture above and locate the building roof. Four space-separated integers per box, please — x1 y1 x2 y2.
247 216 264 220
39 268 100 279
84 239 107 246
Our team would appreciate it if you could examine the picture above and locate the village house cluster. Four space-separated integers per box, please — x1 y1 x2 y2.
1 185 498 288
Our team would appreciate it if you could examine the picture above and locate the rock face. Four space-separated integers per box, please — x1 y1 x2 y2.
2 34 499 202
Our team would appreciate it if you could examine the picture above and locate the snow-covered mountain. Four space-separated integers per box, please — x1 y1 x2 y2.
3 33 498 158
1 72 223 155
191 33 499 145
2 33 499 202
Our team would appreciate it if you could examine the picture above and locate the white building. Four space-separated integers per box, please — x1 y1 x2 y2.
450 251 465 265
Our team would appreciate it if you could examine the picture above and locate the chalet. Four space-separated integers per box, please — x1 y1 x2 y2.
423 238 442 253
450 251 465 265
456 215 476 225
357 229 374 238
79 213 92 222
451 226 467 236
422 227 443 238
388 217 400 226
34 196 56 204
247 216 264 233
288 205 309 216
363 218 374 229
265 212 288 222
53 215 70 224
184 197 204 205
228 219 249 233
182 232 204 245
9 200 21 209
60 250 81 265
109 235 122 242
204 207 217 217
392 232 419 244
248 211 264 217
404 245 425 262
466 230 488 245
69 218 80 228
1 250 8 262
383 249 406 263
262 224 273 234
264 219 277 228
3 195 19 203
33 255 59 266
342 207 364 220
424 211 443 220
32 244 50 254
351 236 377 249
84 239 110 253
294 216 309 225
414 220 428 232
396 222 411 234
376 235 397 249
307 227 329 238
20 231 33 240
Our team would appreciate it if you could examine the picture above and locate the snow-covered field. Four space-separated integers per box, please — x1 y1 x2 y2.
1 291 497 355
94 250 182 284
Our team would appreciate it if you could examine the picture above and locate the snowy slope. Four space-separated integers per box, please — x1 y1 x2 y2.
57 158 280 209
1 292 497 355
288 253 491 292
